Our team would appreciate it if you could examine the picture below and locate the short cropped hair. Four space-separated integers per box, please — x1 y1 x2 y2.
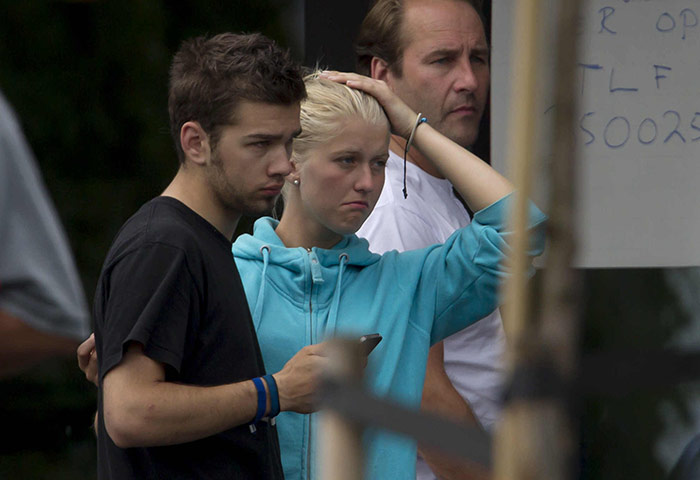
355 0 484 77
285 71 389 195
168 32 306 163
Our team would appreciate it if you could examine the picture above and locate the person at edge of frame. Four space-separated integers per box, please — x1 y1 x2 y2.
0 89 90 378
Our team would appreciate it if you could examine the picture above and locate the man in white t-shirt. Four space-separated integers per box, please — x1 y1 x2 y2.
355 1 500 478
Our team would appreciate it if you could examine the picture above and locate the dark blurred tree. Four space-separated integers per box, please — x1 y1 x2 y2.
0 0 285 292
578 268 695 480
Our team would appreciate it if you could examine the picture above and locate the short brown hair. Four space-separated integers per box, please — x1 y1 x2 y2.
355 0 484 77
168 32 306 163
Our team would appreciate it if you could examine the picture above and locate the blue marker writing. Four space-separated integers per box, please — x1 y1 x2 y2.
663 110 686 144
653 65 672 90
690 112 700 142
598 7 617 35
637 118 658 145
609 68 638 93
604 116 630 149
578 63 603 96
580 112 596 146
680 9 698 40
657 13 676 33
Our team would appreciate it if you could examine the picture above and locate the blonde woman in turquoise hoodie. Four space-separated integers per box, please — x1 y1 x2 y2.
232 71 547 480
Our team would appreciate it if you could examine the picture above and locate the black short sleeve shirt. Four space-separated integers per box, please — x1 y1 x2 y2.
93 197 283 479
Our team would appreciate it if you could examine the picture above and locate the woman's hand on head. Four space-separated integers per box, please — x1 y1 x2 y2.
319 71 416 139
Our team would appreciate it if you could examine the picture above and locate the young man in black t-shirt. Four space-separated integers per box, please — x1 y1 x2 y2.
89 33 330 479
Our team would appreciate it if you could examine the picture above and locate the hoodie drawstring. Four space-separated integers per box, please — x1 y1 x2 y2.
252 245 270 329
326 253 349 334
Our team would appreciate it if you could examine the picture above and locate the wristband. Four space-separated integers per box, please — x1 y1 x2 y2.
405 113 427 154
249 377 266 433
402 113 428 198
264 374 280 419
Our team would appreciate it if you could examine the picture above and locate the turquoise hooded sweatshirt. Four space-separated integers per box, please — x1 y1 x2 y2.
232 194 546 480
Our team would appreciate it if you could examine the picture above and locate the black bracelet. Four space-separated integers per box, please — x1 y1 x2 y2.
402 113 428 198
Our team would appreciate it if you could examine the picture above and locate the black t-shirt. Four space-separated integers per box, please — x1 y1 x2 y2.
93 196 283 480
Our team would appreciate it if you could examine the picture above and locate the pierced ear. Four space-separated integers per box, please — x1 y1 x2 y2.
285 160 301 184
180 121 210 166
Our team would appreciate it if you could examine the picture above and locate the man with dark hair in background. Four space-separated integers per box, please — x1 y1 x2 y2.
355 1 499 479
92 32 329 479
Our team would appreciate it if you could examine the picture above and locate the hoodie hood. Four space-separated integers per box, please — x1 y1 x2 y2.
233 217 381 269
233 217 382 336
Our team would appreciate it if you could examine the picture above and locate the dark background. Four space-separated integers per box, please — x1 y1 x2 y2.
0 1 697 478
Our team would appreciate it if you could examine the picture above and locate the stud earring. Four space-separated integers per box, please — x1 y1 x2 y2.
293 179 299 185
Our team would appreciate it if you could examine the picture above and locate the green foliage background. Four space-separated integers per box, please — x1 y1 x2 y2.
0 0 285 293
0 1 286 477
578 268 696 479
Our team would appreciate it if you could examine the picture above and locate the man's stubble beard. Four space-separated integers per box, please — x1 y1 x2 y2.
441 120 479 150
207 153 276 219
438 99 483 150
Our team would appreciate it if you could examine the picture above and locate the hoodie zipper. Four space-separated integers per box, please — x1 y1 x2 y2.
306 248 314 480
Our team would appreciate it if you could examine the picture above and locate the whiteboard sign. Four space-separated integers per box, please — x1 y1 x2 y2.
491 0 700 267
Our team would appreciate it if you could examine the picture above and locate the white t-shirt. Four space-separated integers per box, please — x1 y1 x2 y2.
357 150 505 480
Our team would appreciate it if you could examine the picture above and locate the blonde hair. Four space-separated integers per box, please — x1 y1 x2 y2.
274 72 390 216
291 71 389 168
